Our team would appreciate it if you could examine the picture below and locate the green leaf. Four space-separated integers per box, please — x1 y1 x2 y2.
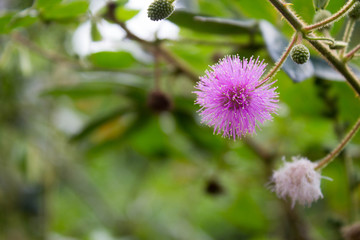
42 1 89 20
91 22 102 42
173 109 225 155
88 111 150 154
8 9 38 30
88 51 136 69
0 12 15 34
115 7 139 22
35 0 61 10
167 10 258 35
259 20 314 82
71 107 130 141
42 83 120 98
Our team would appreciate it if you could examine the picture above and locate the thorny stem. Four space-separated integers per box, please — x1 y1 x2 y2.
267 0 360 96
315 117 360 171
304 0 356 31
340 18 356 57
344 44 360 61
259 33 298 85
267 0 305 31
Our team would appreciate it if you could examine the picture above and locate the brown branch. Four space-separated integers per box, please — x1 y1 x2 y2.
105 2 199 82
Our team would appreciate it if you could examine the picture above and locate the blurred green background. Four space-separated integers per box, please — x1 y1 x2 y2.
1 0 360 239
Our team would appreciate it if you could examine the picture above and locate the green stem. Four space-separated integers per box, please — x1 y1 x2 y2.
344 44 360 61
340 18 356 57
259 33 298 85
344 153 357 222
304 36 335 45
315 117 360 170
267 0 360 96
304 0 356 31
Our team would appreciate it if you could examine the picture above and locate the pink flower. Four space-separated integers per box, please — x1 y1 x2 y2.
272 156 325 207
194 56 278 139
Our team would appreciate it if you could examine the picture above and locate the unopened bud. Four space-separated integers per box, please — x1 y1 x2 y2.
313 9 333 31
290 44 310 65
147 0 175 21
348 2 360 20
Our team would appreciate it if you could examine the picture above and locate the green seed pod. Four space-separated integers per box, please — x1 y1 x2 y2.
313 9 333 30
290 44 310 65
147 0 175 21
348 2 360 20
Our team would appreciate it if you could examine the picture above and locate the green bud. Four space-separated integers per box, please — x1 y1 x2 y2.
147 0 175 21
348 2 360 20
291 44 310 65
313 9 333 31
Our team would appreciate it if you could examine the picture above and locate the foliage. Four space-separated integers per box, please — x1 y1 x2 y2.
0 0 360 240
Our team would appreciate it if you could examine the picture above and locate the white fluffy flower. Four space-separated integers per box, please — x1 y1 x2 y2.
272 156 325 207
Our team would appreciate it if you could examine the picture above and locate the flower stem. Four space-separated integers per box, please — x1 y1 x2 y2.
267 0 305 31
315 117 360 171
304 0 356 32
344 44 360 61
340 18 356 57
267 0 360 96
259 33 298 85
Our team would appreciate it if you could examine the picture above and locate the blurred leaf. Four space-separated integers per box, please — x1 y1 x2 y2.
8 9 38 30
42 1 89 20
88 111 150 154
90 22 102 41
88 51 136 69
0 12 15 34
71 107 130 141
259 20 314 82
167 10 258 35
173 109 225 155
42 83 120 98
311 57 360 81
222 190 267 232
129 117 170 158
35 0 61 10
233 0 277 23
115 7 139 22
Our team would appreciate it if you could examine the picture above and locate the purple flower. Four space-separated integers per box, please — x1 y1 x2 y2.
194 56 279 139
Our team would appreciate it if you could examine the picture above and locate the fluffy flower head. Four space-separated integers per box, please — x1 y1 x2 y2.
194 56 278 139
272 156 324 207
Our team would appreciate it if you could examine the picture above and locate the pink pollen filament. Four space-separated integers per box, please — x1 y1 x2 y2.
222 87 250 111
